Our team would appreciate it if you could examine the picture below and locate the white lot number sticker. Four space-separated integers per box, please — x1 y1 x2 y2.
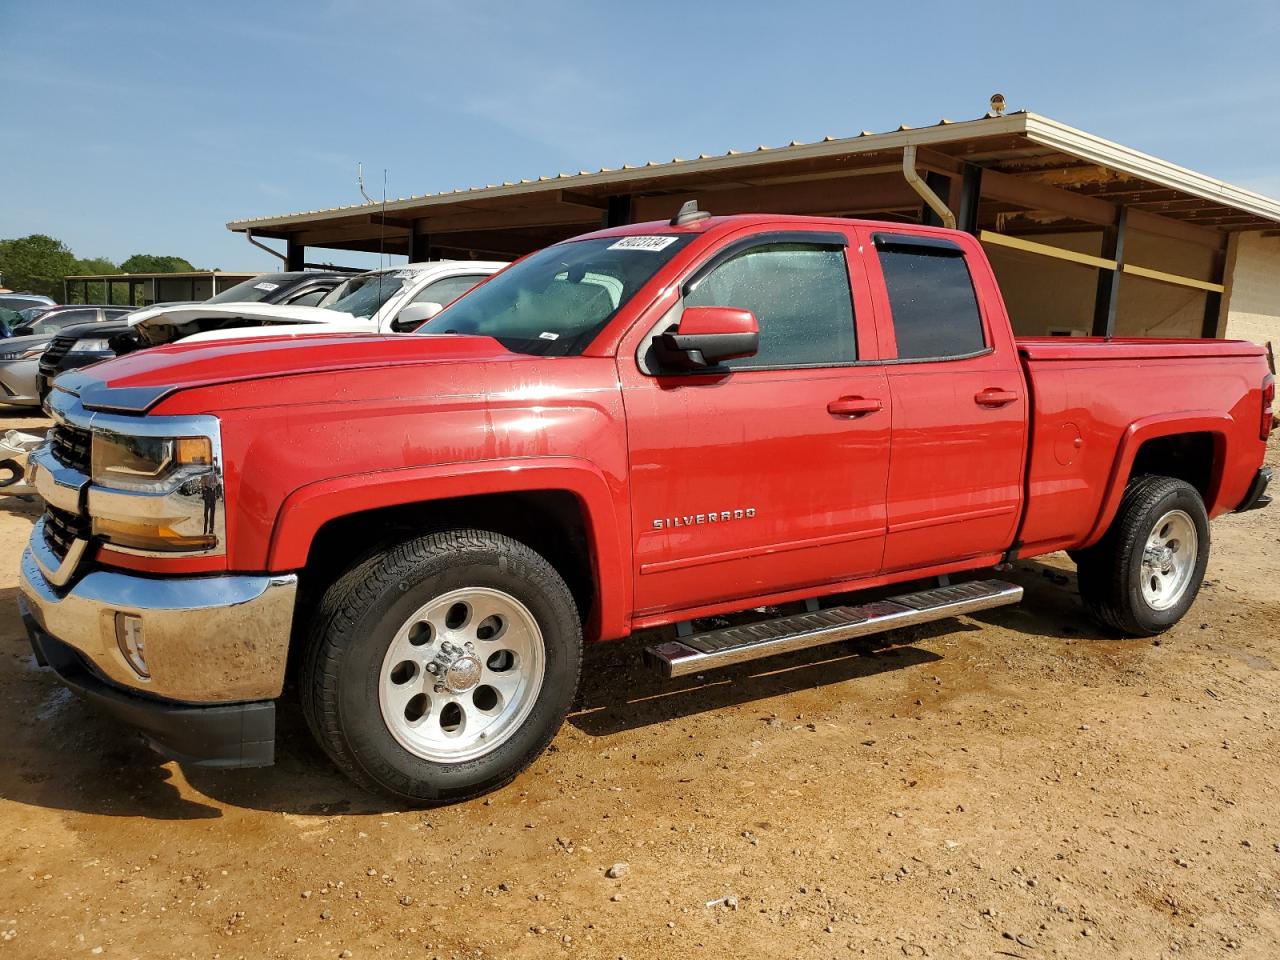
607 235 679 252
539 331 560 340
253 281 280 292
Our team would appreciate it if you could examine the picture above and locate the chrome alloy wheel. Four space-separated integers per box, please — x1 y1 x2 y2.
378 587 546 763
1140 509 1198 612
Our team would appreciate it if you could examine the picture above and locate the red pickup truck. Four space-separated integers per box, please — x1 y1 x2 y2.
19 210 1274 804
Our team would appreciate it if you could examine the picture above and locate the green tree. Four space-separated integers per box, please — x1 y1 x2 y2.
0 234 77 299
118 254 196 274
72 256 120 304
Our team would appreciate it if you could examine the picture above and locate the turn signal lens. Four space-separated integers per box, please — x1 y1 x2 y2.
176 437 212 465
93 516 216 552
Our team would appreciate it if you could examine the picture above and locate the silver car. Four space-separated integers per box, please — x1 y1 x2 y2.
0 306 133 406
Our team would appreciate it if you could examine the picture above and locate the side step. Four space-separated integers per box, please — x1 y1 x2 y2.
643 579 1022 679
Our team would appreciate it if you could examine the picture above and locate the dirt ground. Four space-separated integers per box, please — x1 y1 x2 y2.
1 412 1277 960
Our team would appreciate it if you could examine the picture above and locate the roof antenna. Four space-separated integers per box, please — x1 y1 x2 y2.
670 199 711 226
357 162 375 204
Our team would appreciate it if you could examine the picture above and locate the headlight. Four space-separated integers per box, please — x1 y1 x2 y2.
90 432 219 552
92 433 212 491
72 338 112 353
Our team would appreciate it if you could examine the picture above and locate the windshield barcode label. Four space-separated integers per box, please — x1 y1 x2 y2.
608 236 679 251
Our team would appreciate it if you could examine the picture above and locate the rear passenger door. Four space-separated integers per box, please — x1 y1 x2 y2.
859 230 1028 572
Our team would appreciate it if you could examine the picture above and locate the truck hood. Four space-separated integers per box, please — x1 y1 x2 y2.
54 332 522 414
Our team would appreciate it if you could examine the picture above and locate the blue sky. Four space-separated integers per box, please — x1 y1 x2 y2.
4 0 1279 271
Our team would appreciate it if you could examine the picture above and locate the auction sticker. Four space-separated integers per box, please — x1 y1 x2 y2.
253 281 280 291
608 236 679 252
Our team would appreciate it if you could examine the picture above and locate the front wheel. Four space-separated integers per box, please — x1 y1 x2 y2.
1075 476 1210 636
301 529 583 805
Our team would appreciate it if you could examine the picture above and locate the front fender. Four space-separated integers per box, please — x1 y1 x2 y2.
268 456 632 641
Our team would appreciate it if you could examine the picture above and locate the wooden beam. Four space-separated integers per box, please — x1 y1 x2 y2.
979 230 1118 270
557 190 610 211
979 167 1118 225
1124 209 1224 251
1121 263 1225 293
366 213 415 230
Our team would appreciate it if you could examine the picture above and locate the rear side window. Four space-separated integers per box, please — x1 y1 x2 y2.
875 238 986 360
685 242 855 368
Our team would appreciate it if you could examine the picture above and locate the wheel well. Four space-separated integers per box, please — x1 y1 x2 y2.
294 490 597 640
1129 432 1218 500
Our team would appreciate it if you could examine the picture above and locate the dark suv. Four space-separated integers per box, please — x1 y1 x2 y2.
37 271 351 403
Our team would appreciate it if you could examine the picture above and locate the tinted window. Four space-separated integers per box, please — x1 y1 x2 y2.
412 274 487 307
877 245 986 359
684 242 855 367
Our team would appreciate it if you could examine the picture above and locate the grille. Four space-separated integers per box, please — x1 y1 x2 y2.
50 423 91 474
39 334 76 377
43 506 89 561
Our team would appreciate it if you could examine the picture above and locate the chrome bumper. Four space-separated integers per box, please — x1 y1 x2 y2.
18 546 297 703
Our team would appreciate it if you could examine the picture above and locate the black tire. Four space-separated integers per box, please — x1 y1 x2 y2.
301 529 582 805
1074 476 1210 637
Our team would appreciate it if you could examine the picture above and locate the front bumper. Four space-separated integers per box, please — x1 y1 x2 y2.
21 605 276 768
19 546 298 702
18 549 297 766
1236 466 1272 513
0 359 40 406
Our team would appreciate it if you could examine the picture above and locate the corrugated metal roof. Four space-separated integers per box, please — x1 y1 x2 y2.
226 111 1280 232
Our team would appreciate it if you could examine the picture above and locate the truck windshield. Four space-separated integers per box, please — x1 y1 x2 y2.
321 272 413 319
415 235 694 355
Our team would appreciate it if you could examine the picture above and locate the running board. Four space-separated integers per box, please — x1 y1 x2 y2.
643 579 1022 679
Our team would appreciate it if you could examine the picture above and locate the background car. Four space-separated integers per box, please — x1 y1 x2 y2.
37 270 352 402
0 293 55 313
0 305 133 407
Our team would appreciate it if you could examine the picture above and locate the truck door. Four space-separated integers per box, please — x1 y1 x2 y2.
858 229 1028 572
618 229 890 618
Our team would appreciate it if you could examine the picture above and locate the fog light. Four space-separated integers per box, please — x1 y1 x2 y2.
114 613 149 678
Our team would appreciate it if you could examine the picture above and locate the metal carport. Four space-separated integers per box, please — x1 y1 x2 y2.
227 111 1280 343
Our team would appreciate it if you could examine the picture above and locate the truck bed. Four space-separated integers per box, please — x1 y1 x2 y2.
1015 336 1270 557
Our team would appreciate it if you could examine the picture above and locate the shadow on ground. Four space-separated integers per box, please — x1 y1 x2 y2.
0 555 1120 820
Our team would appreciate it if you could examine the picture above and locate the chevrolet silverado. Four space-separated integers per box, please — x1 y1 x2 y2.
19 209 1274 804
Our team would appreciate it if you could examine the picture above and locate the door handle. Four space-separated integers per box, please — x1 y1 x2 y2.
827 396 883 417
974 387 1019 407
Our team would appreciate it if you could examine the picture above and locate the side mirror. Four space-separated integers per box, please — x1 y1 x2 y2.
391 301 444 332
654 306 758 370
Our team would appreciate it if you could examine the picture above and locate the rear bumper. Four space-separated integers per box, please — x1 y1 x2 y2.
20 598 275 768
1236 466 1272 513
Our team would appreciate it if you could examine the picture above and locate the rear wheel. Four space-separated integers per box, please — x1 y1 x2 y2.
1075 476 1210 636
302 529 582 805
